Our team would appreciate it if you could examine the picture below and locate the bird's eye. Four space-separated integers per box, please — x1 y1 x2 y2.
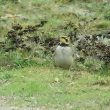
65 39 68 42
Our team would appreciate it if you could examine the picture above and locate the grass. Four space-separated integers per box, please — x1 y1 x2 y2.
0 65 110 109
0 0 110 109
1 0 110 39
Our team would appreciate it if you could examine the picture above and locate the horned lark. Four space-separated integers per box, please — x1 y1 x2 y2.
54 36 73 69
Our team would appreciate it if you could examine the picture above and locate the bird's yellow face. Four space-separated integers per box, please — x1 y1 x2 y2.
60 36 70 45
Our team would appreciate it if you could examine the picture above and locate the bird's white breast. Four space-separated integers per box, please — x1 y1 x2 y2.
54 45 73 68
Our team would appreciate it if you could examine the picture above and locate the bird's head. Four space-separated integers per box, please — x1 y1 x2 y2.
60 36 70 45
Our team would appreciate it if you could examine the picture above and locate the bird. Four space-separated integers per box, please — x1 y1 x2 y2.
54 36 73 69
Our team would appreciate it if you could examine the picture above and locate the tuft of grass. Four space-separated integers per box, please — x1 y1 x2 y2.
0 49 52 71
84 57 104 71
93 20 110 29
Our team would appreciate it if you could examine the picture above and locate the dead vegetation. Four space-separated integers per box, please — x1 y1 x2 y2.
1 22 109 65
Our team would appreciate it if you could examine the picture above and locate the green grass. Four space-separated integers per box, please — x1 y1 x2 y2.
0 66 110 109
0 0 110 109
1 0 110 40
